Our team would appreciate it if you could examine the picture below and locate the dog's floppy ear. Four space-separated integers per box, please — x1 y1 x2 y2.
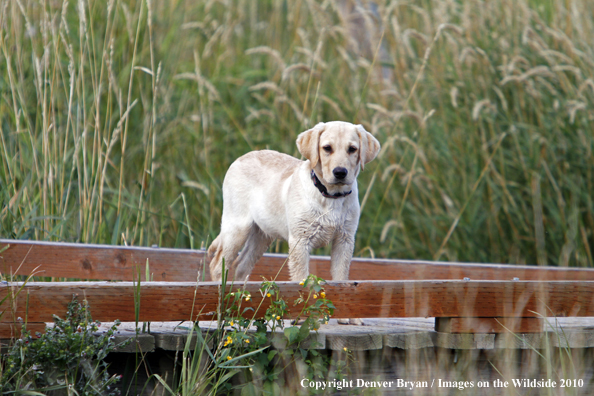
356 124 381 170
296 122 326 168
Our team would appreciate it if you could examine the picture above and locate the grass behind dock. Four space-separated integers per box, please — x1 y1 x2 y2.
1 0 593 267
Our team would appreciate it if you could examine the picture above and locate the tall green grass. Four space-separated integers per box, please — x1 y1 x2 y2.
1 0 593 267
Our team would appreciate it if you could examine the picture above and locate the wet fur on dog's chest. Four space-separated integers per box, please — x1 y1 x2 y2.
291 209 352 249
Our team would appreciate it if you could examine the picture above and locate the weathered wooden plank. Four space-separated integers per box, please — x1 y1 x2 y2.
263 255 594 282
435 317 544 333
2 281 594 325
494 332 548 349
383 331 434 349
326 332 383 351
0 239 206 281
3 239 594 282
0 323 46 338
434 333 495 349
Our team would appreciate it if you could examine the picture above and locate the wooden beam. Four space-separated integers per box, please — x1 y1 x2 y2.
0 323 46 338
0 239 205 282
305 256 594 282
435 317 544 333
3 239 594 282
2 281 594 325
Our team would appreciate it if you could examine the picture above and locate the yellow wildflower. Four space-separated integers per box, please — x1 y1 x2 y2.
343 347 348 352
276 315 281 320
245 295 251 301
223 336 233 347
299 279 305 286
313 294 318 299
244 339 250 344
229 321 234 326
267 292 271 297
320 291 326 298
227 356 232 361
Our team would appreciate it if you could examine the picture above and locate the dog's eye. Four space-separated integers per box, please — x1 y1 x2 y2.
348 146 357 153
322 145 332 153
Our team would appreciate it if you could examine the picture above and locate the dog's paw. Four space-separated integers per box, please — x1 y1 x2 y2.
337 318 364 325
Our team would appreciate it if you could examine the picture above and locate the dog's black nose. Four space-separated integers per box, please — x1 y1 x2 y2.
333 167 348 180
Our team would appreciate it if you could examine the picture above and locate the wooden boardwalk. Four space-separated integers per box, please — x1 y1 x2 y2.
98 317 594 353
2 239 594 346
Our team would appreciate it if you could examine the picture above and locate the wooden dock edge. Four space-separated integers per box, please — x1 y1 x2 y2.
3 239 594 282
4 319 591 352
2 280 594 338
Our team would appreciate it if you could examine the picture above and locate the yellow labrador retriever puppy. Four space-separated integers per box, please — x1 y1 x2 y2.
208 121 380 323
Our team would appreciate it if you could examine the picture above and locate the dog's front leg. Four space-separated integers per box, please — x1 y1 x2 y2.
332 233 364 325
330 232 354 281
287 236 311 282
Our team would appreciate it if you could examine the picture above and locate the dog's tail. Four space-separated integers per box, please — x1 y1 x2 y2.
208 235 223 281
207 235 221 257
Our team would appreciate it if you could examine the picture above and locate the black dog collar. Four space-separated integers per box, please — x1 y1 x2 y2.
311 170 352 199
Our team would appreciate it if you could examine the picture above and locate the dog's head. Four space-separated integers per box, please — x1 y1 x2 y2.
296 121 381 188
